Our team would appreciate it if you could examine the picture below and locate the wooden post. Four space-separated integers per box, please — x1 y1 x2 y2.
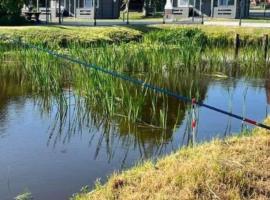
263 34 268 61
163 9 165 24
234 33 240 59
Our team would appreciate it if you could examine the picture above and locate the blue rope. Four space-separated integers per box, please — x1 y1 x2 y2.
5 37 270 131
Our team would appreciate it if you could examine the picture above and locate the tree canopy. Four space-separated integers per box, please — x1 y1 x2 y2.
0 0 25 16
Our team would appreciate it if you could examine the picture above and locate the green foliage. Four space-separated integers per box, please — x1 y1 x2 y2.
0 0 27 25
0 27 143 48
0 15 28 26
15 191 33 200
0 0 24 16
144 28 208 48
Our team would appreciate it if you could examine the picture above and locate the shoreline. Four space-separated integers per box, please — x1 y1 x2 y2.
73 117 270 200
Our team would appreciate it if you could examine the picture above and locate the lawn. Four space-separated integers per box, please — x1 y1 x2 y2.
1 24 270 48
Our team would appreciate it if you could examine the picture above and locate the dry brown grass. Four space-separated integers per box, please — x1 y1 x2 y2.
73 117 270 200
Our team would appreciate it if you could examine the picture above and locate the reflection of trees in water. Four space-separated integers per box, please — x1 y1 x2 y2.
0 72 209 164
0 79 32 136
44 72 210 163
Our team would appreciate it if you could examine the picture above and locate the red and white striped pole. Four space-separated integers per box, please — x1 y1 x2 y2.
191 98 197 146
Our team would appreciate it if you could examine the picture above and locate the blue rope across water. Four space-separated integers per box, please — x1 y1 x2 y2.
7 37 270 131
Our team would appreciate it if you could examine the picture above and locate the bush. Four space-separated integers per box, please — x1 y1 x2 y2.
0 15 29 26
0 0 27 25
144 28 208 47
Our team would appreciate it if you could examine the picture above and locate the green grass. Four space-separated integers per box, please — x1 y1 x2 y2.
1 25 270 48
0 26 143 48
72 117 270 200
119 11 163 20
150 24 270 47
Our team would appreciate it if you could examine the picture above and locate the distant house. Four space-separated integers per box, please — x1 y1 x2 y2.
251 0 270 6
164 0 250 19
27 0 120 19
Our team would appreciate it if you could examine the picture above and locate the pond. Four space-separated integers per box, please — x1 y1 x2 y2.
0 73 269 199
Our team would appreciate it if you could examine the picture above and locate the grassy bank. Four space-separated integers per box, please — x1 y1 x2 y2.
73 118 270 200
152 25 270 47
1 25 270 48
0 26 143 47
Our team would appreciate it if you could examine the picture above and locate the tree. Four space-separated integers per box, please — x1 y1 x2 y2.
0 0 27 25
0 0 25 16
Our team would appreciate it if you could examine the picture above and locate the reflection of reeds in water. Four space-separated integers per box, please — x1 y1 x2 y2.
241 87 249 132
0 67 208 165
0 35 269 163
224 88 233 136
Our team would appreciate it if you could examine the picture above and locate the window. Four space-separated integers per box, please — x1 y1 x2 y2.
219 0 234 6
85 0 92 7
178 0 189 6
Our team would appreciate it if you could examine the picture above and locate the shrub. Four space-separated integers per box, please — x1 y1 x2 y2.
0 0 27 25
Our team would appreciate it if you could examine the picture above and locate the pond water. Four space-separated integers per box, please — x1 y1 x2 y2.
0 75 269 200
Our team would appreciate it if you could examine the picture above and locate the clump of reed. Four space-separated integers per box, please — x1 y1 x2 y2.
0 28 269 137
0 41 207 132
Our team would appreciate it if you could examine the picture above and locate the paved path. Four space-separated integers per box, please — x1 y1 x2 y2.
44 17 270 28
204 21 270 28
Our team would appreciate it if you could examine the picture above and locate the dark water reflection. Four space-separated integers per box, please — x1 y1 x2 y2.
0 75 269 200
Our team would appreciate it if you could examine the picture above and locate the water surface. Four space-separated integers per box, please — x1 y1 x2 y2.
0 76 269 200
